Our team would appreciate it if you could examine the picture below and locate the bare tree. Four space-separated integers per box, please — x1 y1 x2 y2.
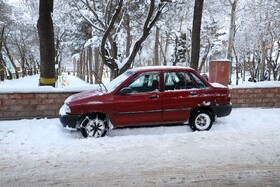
267 37 280 81
75 0 169 79
55 28 66 69
3 39 19 79
198 38 212 73
0 1 12 81
117 0 169 76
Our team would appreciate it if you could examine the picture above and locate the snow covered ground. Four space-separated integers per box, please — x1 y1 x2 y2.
1 108 280 186
1 73 280 186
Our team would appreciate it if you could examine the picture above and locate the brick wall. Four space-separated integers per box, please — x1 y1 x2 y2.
0 87 280 120
0 93 75 120
230 87 280 108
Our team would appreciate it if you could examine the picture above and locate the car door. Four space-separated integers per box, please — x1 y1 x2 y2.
113 72 162 127
161 71 203 123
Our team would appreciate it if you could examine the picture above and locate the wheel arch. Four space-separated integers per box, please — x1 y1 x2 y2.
189 106 215 121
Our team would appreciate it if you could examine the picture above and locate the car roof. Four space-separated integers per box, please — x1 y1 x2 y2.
130 66 194 73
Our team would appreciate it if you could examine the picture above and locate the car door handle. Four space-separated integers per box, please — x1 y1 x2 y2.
190 91 197 96
149 95 158 99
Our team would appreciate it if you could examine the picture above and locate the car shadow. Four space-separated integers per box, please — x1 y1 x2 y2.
106 124 193 137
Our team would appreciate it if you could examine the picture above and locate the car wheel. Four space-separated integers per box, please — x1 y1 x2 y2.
190 110 213 131
80 114 107 138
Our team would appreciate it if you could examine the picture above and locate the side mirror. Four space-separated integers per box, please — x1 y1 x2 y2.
119 87 132 95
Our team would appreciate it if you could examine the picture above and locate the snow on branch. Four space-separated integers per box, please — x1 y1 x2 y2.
74 3 105 33
80 0 107 30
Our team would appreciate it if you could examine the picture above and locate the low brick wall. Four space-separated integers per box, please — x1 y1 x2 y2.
230 87 280 108
0 93 75 120
0 87 280 120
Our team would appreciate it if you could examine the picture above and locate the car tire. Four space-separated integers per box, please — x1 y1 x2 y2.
80 114 107 138
189 110 213 131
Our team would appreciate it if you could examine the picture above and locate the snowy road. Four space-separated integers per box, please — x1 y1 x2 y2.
1 108 280 186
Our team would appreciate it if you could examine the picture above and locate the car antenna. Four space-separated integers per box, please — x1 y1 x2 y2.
92 70 108 92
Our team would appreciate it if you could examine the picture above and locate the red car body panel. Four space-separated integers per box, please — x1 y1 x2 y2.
113 92 162 126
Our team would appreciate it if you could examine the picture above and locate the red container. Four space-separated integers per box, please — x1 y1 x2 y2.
209 60 230 86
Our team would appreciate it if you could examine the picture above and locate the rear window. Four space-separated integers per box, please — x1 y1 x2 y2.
164 72 196 91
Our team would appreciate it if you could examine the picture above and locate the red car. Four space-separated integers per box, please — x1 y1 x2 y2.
59 66 232 138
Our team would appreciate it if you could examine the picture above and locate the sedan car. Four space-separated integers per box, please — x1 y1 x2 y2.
59 66 232 138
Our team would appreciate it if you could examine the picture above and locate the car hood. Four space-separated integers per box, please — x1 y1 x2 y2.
65 89 105 104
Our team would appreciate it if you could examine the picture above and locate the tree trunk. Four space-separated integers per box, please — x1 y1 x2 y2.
154 26 160 66
0 26 5 81
186 30 191 66
173 35 179 66
37 0 55 87
78 52 82 79
243 57 246 82
190 0 204 71
159 35 168 66
82 50 86 81
124 12 131 58
86 49 89 83
164 33 169 66
260 39 266 81
4 43 19 79
233 46 239 85
198 40 210 73
227 0 237 60
88 47 93 84
95 48 103 84
73 57 77 76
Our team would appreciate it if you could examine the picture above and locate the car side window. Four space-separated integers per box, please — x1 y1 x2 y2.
190 72 208 88
127 72 160 93
164 72 195 91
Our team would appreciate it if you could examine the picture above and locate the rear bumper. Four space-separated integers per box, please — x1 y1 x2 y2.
210 103 232 117
59 114 80 129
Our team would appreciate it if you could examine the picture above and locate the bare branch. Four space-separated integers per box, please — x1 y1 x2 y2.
74 2 105 32
100 0 123 72
80 0 107 30
120 1 168 74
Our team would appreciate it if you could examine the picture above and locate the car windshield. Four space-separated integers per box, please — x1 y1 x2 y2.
105 71 133 92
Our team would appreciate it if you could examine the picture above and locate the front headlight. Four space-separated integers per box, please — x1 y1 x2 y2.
59 104 71 116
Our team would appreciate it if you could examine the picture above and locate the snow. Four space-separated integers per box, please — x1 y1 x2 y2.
211 82 227 88
0 74 97 93
229 81 280 89
0 108 280 186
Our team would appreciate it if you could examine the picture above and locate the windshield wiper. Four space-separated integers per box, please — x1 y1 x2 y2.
92 70 108 92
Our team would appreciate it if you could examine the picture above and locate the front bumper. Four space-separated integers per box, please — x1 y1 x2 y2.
210 103 232 117
59 114 80 129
